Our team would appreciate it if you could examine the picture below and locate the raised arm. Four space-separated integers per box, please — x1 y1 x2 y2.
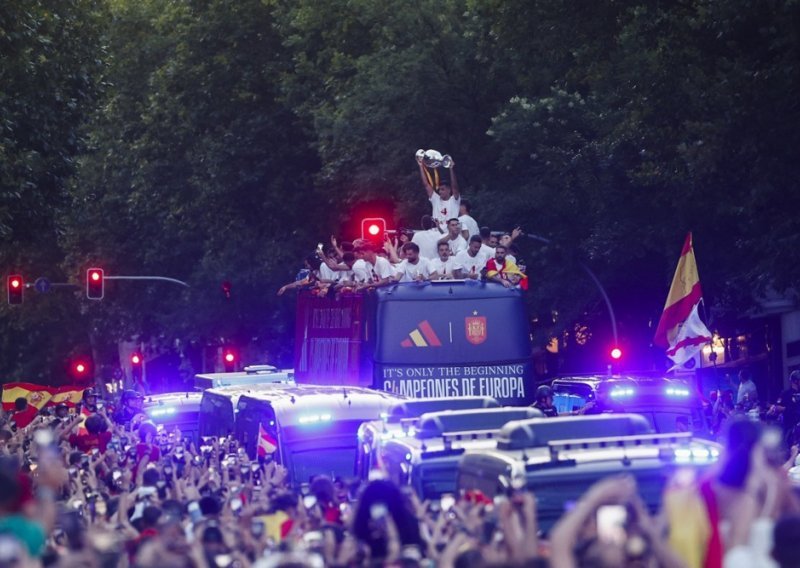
449 160 460 199
418 161 434 199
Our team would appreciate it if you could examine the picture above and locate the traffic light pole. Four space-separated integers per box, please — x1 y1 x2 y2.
103 276 189 287
525 232 618 346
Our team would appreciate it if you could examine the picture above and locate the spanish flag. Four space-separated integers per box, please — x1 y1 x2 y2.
654 233 711 367
1 382 54 411
48 386 86 409
257 423 277 457
485 258 529 291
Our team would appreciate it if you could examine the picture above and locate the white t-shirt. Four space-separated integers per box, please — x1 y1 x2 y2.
352 259 371 283
412 229 443 260
371 256 395 281
394 258 434 282
443 235 468 257
459 214 479 239
431 256 456 279
453 249 490 277
480 244 494 258
430 193 460 231
320 262 342 282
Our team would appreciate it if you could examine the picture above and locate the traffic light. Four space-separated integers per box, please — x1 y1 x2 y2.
72 360 90 378
610 347 623 360
86 268 104 299
361 218 387 243
7 275 23 305
131 353 143 381
223 349 237 372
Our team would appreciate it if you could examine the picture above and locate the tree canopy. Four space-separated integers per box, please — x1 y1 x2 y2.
1 0 797 382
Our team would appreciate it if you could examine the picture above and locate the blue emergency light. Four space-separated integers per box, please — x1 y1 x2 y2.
298 413 333 425
610 388 635 398
666 387 691 397
148 406 177 417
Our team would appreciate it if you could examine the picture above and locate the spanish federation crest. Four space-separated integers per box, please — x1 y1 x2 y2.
465 314 487 345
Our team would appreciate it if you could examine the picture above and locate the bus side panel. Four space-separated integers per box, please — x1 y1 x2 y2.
294 292 372 386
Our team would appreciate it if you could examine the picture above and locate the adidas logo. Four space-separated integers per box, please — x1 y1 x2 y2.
401 320 442 348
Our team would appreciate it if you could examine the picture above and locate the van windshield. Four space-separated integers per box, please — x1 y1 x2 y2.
281 420 364 482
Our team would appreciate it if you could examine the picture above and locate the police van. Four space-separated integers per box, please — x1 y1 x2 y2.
142 392 203 444
355 396 500 478
551 375 711 436
456 414 721 532
379 407 543 498
197 382 294 439
294 282 534 405
233 385 402 485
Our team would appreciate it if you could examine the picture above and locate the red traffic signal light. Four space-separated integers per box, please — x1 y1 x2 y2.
610 347 623 360
131 354 142 365
7 275 23 305
86 268 104 299
223 349 237 372
361 218 387 242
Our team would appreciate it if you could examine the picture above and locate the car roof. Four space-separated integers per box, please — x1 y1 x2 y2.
387 397 500 422
194 366 295 389
496 414 653 451
416 407 543 439
236 385 402 426
552 375 700 404
143 392 202 407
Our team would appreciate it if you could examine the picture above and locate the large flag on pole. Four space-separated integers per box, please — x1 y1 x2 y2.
654 233 712 368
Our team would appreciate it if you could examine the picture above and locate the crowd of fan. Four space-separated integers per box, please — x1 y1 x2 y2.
2 386 800 567
278 159 527 296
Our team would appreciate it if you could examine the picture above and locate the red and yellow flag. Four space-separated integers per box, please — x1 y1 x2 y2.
1 382 54 410
48 386 86 408
654 233 712 368
654 233 705 348
1 382 86 411
257 423 277 457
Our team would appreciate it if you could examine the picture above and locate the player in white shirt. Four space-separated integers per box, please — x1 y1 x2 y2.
458 199 480 240
411 215 443 260
453 235 490 279
353 244 395 288
393 243 434 282
438 218 468 257
418 157 461 232
431 242 456 279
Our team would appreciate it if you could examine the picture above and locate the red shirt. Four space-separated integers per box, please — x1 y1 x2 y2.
69 431 112 454
135 443 160 462
11 406 38 429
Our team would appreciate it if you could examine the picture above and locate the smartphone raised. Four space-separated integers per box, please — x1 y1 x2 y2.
596 505 627 545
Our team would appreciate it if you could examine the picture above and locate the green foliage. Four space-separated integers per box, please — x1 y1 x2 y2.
1 0 798 381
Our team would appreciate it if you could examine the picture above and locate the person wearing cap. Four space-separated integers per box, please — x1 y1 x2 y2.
531 385 559 417
531 385 594 417
772 371 800 438
80 387 99 414
113 390 145 426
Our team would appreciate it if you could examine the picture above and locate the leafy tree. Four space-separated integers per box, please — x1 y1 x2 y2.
0 0 106 382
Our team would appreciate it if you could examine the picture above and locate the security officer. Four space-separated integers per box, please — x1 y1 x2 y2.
80 387 100 414
531 385 559 417
531 384 595 417
113 389 145 426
